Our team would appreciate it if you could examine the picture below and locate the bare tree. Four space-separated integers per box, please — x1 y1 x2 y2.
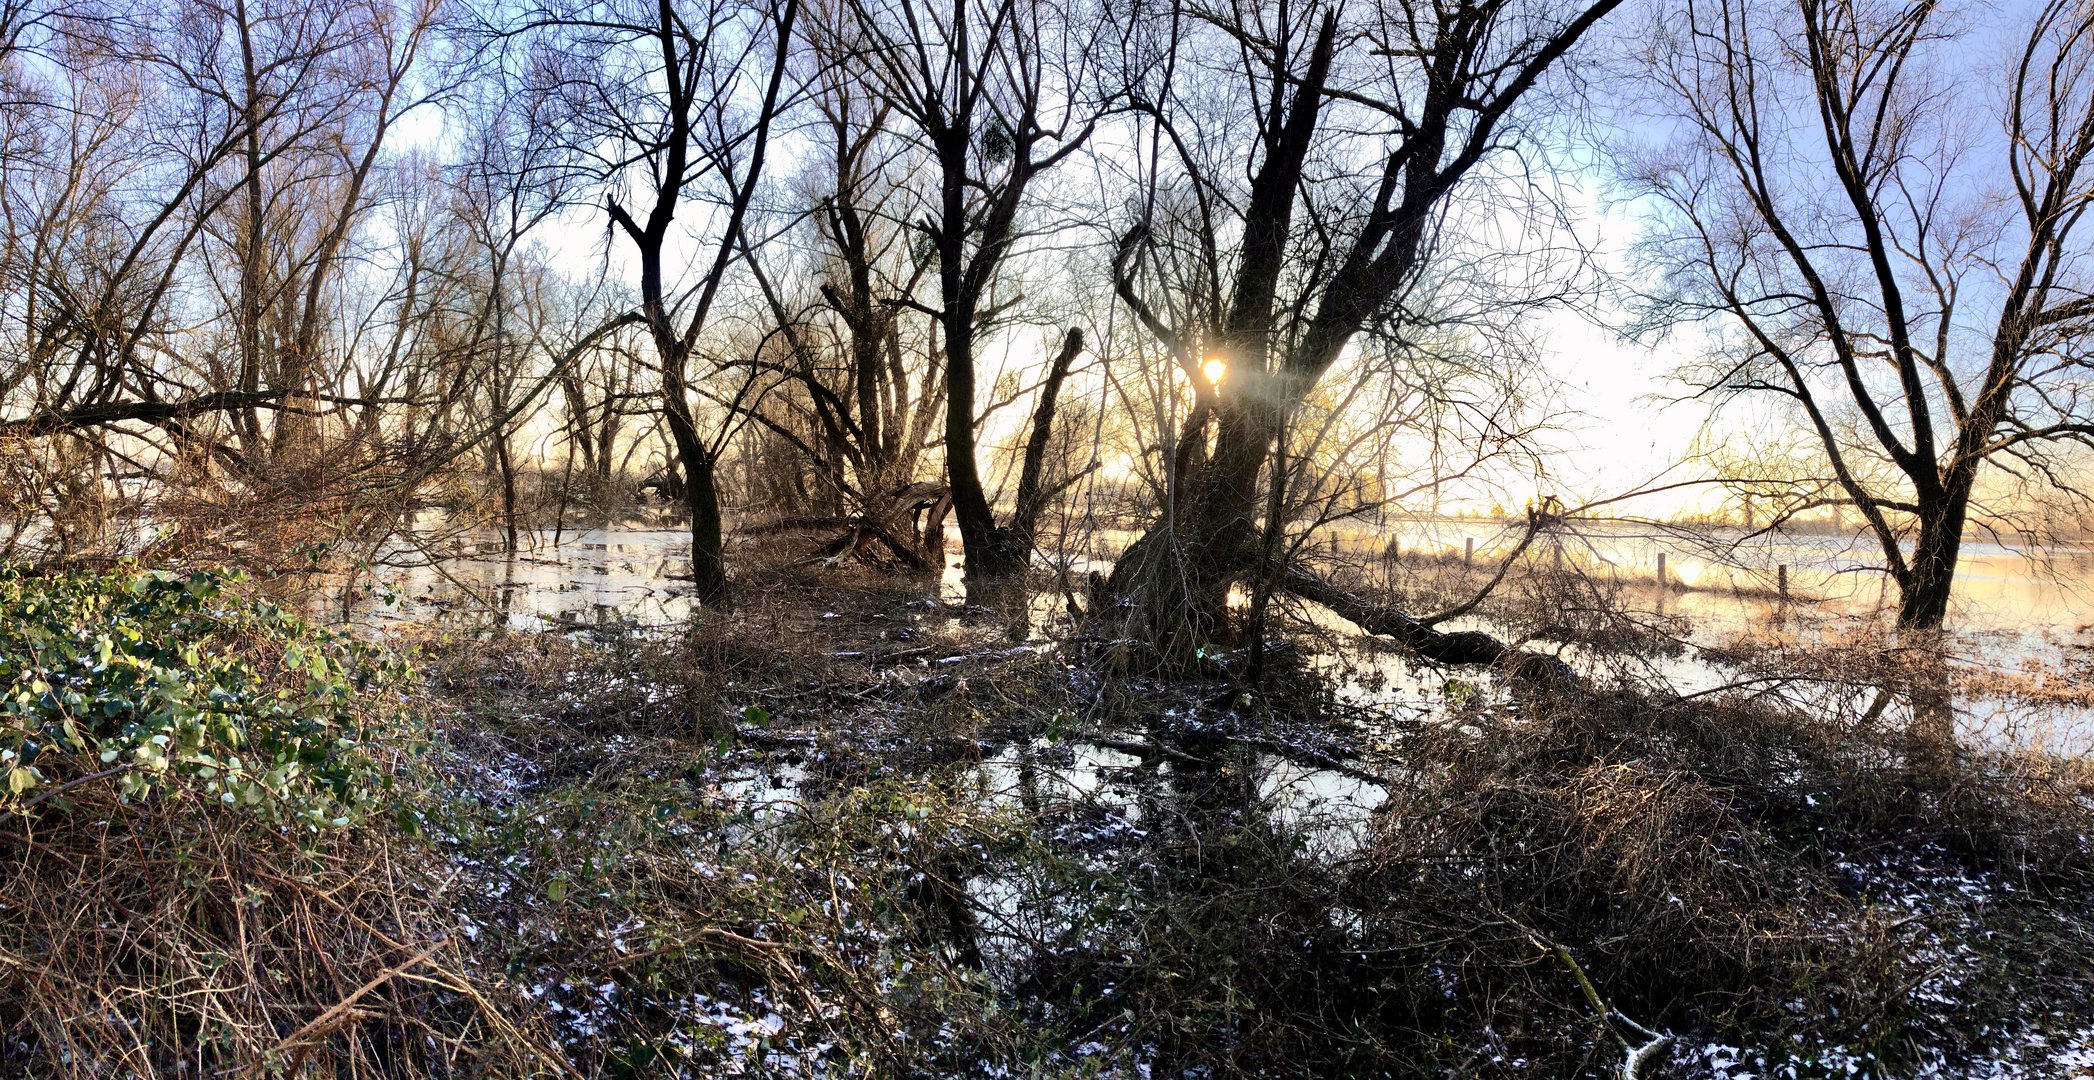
0 0 453 562
495 0 802 605
446 89 583 549
1624 0 2094 629
1104 0 1623 662
731 28 954 567
835 0 1107 602
553 292 652 506
185 0 443 469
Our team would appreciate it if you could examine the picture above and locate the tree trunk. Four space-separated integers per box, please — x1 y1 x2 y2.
686 451 730 608
664 376 730 607
933 108 1025 602
235 0 268 465
946 329 1082 606
997 329 1084 559
1103 394 1277 663
943 314 1021 598
1884 478 1973 747
1895 486 1968 631
495 427 520 553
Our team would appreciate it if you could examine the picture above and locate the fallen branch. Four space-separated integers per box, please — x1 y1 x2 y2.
1282 564 1582 692
1221 731 1390 787
1493 909 1673 1080
1544 938 1673 1080
0 390 402 438
272 940 445 1072
1065 728 1209 767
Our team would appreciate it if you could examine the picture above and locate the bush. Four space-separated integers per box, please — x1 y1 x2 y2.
0 566 558 1078
0 565 409 827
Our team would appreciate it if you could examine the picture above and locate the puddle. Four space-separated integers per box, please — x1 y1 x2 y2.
1257 756 1387 858
973 738 1149 816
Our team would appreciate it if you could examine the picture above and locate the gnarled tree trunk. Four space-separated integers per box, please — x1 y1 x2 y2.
1102 0 1622 661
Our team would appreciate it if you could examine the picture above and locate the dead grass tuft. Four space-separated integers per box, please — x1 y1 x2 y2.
0 782 566 1078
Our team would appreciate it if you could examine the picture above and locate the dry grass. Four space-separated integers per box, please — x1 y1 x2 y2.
1354 683 2094 1073
0 782 566 1078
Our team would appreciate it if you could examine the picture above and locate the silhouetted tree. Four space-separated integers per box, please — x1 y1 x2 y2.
1625 0 2094 629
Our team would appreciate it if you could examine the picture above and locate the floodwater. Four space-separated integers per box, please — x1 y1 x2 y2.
332 515 2094 630
1334 517 2094 635
315 523 2094 1079
333 524 703 632
330 517 2094 755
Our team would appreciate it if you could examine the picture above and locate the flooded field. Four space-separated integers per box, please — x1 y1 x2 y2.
333 516 2094 758
338 517 2094 628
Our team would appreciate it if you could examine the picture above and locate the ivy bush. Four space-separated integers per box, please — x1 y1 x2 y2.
0 566 411 827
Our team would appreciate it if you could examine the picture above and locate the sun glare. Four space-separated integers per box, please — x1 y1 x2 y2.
1201 356 1227 386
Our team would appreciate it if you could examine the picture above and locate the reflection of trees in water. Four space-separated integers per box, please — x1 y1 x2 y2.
947 719 1409 1066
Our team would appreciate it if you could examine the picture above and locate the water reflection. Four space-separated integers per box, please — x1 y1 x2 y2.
329 524 703 633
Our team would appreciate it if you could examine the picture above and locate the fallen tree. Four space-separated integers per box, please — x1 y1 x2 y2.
741 480 953 572
1281 564 1582 693
0 390 415 439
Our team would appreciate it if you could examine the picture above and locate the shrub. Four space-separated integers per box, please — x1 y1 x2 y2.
0 566 558 1078
0 565 410 828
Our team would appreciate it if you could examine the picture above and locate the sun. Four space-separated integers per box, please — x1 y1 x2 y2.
1201 356 1228 386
